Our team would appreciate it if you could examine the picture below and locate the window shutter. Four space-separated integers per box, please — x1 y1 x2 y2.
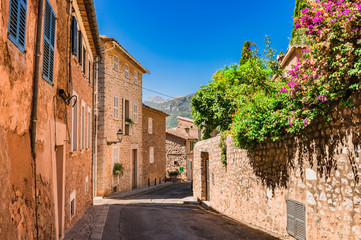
287 199 305 240
149 147 154 163
8 0 27 52
122 98 125 132
42 0 56 84
78 31 82 64
88 58 91 83
82 46 86 73
71 16 77 55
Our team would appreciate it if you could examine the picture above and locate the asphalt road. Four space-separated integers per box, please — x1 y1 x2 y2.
101 183 279 240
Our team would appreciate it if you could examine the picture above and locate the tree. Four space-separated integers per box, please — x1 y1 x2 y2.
290 0 309 45
239 41 252 66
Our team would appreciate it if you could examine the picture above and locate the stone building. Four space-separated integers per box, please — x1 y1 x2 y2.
142 104 169 185
166 117 199 180
193 46 361 239
0 0 101 239
97 36 149 196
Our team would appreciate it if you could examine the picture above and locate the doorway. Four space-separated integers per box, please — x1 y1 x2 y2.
187 159 193 181
56 146 64 239
132 149 138 189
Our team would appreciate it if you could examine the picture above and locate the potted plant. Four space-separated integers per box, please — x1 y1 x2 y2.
168 170 179 180
113 163 125 177
125 118 134 126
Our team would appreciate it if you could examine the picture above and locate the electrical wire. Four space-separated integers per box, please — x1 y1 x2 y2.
97 68 177 100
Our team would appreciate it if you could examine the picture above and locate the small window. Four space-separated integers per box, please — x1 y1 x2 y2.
114 56 119 71
71 91 78 152
113 96 119 120
82 45 86 74
149 147 154 163
78 31 82 64
42 0 56 84
133 104 138 123
88 57 91 83
125 65 129 78
112 146 119 165
134 72 138 84
80 101 85 150
8 0 27 52
70 190 76 218
148 118 153 134
85 176 88 194
190 141 195 151
71 16 77 55
287 199 306 240
87 107 91 148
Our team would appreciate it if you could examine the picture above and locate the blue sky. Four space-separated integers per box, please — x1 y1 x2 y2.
94 0 296 101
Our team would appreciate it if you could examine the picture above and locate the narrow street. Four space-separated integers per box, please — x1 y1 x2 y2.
65 182 279 240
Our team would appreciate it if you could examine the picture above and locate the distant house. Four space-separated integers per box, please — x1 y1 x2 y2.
97 36 149 196
142 105 169 185
166 117 199 180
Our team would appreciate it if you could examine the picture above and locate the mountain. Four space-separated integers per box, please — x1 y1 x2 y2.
144 93 195 128
145 96 166 104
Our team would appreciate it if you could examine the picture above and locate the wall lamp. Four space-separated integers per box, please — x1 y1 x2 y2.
58 89 77 106
107 129 123 145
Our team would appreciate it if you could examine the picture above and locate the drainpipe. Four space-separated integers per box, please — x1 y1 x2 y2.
30 0 44 239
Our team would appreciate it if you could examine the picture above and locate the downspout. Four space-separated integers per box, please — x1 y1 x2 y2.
30 0 44 239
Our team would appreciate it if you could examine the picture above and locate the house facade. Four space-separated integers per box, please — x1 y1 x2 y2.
166 117 199 180
0 0 101 239
142 105 169 185
97 36 149 196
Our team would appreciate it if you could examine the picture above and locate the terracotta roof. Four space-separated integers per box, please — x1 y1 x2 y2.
166 129 198 141
177 116 194 123
100 35 150 74
280 45 307 68
77 0 102 57
143 104 169 117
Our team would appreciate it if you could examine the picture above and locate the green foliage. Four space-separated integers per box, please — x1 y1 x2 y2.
290 0 309 45
239 41 252 65
219 130 228 166
113 163 125 177
169 170 179 177
125 118 134 125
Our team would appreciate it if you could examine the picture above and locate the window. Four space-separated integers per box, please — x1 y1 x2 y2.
71 92 78 152
87 107 91 148
114 56 119 71
149 147 154 163
287 199 306 240
88 57 91 84
82 45 86 74
8 0 27 52
124 99 130 135
113 96 119 120
112 146 119 166
133 104 138 123
148 118 153 134
42 0 56 84
70 190 76 218
85 176 88 194
80 100 85 150
190 141 195 151
125 65 129 78
134 72 138 84
78 31 82 64
71 16 77 55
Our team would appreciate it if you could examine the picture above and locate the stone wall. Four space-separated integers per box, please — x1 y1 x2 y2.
142 106 167 185
193 95 361 240
97 38 145 196
166 134 187 179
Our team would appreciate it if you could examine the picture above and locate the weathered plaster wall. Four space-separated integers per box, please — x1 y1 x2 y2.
142 106 167 185
193 95 361 240
97 39 144 196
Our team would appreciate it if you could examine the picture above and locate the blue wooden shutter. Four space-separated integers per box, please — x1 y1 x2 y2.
42 0 56 84
71 16 77 55
78 31 82 64
8 0 27 52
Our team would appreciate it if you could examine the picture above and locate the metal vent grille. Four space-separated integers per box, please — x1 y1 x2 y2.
286 199 306 240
